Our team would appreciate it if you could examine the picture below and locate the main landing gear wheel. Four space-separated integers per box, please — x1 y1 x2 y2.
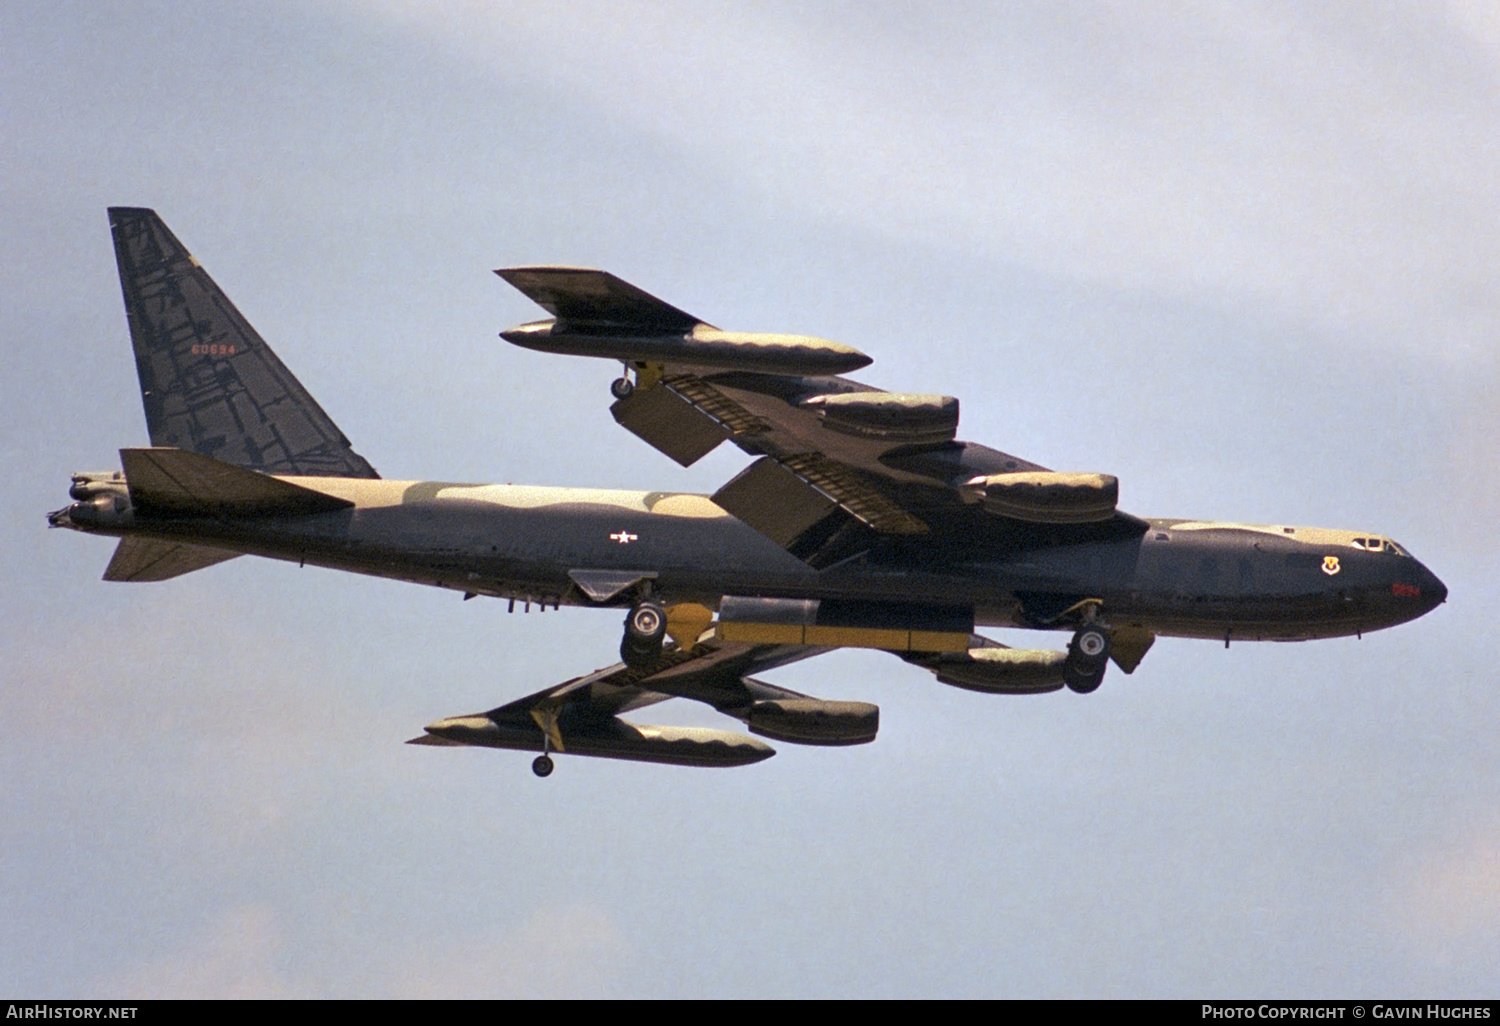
610 376 635 400
1074 624 1109 661
620 600 667 671
532 754 554 777
1064 624 1111 694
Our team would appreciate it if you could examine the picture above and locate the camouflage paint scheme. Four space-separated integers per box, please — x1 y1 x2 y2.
48 209 1447 774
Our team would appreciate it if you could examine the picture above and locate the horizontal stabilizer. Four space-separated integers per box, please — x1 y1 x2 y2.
103 536 241 582
121 447 354 516
405 733 463 747
495 267 703 332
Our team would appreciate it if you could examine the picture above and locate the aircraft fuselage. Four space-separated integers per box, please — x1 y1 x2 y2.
57 475 1446 644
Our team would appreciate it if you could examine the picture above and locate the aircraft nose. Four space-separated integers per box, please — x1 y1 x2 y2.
1420 564 1448 609
1398 559 1447 615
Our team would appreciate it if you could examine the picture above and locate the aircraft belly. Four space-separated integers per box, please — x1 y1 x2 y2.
85 483 1425 645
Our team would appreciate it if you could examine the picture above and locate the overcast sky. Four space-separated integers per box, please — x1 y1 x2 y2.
2 1 1495 997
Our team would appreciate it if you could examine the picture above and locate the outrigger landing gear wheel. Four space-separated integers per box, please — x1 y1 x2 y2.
532 754 554 777
1064 623 1111 694
610 376 635 400
620 600 667 671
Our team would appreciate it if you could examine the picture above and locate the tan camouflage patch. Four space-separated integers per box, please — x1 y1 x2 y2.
688 326 866 358
1167 521 1394 549
647 493 727 518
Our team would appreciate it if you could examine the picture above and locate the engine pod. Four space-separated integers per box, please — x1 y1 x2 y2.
806 392 959 444
930 647 1068 694
966 472 1119 524
746 698 879 746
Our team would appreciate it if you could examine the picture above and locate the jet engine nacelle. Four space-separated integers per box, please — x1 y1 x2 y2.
918 646 1068 694
64 492 135 529
961 472 1118 524
745 698 879 746
804 392 959 445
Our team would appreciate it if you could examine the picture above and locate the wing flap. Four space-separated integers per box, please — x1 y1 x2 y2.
711 457 849 553
609 382 730 467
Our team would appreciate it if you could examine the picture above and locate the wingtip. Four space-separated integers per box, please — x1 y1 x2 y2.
406 733 463 746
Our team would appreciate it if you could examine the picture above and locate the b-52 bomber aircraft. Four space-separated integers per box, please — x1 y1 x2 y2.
50 208 1447 777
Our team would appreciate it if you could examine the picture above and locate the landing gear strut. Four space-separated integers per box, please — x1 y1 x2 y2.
620 599 667 671
1064 623 1111 694
530 703 562 778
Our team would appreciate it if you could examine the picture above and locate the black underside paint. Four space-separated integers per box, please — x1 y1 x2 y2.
84 498 1445 643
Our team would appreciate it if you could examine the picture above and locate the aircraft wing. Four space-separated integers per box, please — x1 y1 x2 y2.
497 268 1147 566
410 635 878 767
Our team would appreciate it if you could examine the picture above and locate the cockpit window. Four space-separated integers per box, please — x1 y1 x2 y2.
1350 536 1407 556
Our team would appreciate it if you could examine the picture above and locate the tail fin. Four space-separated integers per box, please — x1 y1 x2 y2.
108 208 379 479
